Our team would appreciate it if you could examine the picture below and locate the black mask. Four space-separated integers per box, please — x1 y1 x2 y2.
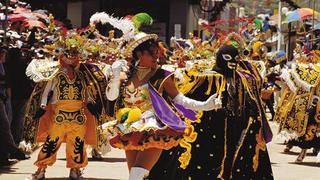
213 45 239 77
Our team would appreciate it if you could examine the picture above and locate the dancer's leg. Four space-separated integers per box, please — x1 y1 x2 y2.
134 148 162 170
296 149 307 163
125 150 139 171
128 148 162 180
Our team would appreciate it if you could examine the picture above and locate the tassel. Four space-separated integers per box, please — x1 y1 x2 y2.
205 76 214 95
317 151 320 163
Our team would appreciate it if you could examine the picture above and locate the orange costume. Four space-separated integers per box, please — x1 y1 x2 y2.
33 69 97 169
24 60 109 179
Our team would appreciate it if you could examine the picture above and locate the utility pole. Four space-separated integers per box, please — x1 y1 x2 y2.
277 1 282 51
312 0 316 49
4 0 9 46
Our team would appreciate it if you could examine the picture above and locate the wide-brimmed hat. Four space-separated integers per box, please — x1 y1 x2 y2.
124 32 158 58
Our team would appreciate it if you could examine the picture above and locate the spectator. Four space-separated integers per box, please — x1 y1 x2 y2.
6 39 34 145
0 45 30 166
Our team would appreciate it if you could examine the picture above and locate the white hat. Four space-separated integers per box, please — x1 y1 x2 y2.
124 32 158 58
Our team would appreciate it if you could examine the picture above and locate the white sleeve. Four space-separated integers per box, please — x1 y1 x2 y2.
40 79 54 107
106 72 121 101
106 61 124 101
173 93 222 111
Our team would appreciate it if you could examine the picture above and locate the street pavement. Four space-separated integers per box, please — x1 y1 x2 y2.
1 122 320 180
267 122 320 180
0 146 128 180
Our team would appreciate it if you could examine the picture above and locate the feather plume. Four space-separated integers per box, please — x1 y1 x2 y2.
132 13 153 32
90 12 135 41
26 58 60 82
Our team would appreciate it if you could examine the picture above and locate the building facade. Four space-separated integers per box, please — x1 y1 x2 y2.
27 0 200 43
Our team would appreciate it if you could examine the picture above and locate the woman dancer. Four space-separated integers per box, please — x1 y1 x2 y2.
105 31 222 180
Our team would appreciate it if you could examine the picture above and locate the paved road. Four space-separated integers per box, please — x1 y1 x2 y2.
267 122 320 180
1 122 320 180
0 146 128 180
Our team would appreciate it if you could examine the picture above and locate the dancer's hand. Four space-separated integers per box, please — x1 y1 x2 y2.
111 60 127 74
206 93 222 111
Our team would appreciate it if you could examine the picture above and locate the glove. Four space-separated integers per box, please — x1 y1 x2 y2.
33 108 46 120
106 60 127 101
111 60 127 74
173 93 222 111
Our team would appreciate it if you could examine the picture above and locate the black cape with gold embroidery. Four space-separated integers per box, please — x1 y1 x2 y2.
148 62 273 180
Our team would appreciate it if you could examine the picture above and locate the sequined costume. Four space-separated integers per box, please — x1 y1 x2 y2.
24 63 108 169
104 21 223 178
109 69 199 153
275 62 320 149
149 46 273 180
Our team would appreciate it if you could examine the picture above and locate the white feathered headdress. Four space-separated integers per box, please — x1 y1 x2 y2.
26 58 60 82
90 12 134 41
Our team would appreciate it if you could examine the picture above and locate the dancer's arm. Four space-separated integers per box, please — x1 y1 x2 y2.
106 60 126 101
163 76 222 111
40 79 55 108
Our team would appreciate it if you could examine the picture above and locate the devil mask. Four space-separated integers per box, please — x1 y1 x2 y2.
213 45 239 77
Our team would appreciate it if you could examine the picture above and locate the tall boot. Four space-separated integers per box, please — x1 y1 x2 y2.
129 167 149 180
295 149 307 163
69 168 84 180
284 144 293 153
316 150 320 163
28 168 46 180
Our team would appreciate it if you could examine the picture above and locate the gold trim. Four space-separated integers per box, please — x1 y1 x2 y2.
148 82 203 169
82 64 105 113
217 117 228 180
178 111 203 169
82 64 106 146
230 117 254 174
56 71 86 101
24 81 48 143
158 72 174 92
252 129 266 172
231 68 268 174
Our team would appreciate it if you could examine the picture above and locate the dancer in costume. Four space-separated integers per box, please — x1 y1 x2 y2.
149 33 273 180
105 13 222 180
75 11 135 161
24 32 108 180
275 47 320 163
261 51 287 121
241 19 263 43
287 85 320 163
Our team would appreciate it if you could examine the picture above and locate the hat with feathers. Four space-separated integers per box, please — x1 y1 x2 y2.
124 12 158 58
